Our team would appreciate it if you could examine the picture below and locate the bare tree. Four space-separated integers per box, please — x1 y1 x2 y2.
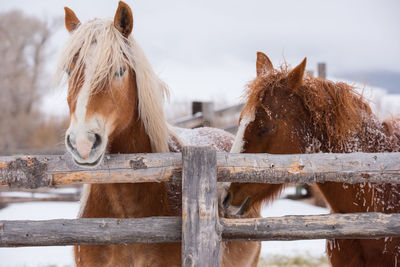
0 10 57 152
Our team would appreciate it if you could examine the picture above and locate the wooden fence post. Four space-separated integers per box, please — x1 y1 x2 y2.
182 146 221 267
192 101 203 116
318 63 326 79
201 102 215 127
191 101 215 127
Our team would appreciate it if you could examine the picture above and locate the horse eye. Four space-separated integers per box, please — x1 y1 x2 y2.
115 67 126 77
258 125 276 136
66 69 71 77
258 129 268 136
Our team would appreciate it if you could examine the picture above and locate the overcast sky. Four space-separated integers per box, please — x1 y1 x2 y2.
1 0 399 115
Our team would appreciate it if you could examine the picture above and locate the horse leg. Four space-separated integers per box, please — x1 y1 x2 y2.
74 245 110 267
221 241 261 267
327 239 366 267
133 243 181 266
74 244 135 267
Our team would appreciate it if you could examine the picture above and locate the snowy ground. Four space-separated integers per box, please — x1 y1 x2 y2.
0 188 329 267
0 202 79 267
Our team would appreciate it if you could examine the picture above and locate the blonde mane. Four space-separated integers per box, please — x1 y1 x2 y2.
57 18 170 152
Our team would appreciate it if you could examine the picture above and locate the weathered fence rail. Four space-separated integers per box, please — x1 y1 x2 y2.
1 147 400 266
2 213 399 247
0 193 80 203
1 152 400 188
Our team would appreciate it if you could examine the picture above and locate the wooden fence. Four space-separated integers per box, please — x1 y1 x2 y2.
1 147 400 266
173 102 244 132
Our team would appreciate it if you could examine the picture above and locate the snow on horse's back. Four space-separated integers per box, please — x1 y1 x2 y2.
169 126 234 152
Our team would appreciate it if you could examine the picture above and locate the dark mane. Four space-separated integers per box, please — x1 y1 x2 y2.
244 65 394 151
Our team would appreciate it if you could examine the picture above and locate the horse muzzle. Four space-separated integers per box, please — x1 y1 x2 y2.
66 132 105 167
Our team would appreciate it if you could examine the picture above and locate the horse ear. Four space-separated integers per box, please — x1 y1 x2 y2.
64 7 80 33
256 52 273 76
287 57 307 89
114 1 134 37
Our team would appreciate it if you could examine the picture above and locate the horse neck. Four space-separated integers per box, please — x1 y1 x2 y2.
316 115 400 213
109 115 153 154
82 109 173 219
113 114 172 217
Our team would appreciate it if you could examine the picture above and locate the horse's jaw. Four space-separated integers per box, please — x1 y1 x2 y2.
72 152 105 168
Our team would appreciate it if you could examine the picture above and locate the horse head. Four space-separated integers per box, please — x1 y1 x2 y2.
59 2 169 167
224 52 308 215
232 52 308 155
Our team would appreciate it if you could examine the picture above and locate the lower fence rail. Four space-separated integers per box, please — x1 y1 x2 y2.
1 212 400 247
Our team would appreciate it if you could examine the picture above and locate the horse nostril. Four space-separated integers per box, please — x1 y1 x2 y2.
92 134 102 150
66 134 75 150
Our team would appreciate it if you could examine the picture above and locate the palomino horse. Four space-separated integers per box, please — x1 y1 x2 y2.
58 2 259 266
225 52 400 266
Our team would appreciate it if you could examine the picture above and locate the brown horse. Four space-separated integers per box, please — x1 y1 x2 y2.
226 52 400 266
58 2 259 266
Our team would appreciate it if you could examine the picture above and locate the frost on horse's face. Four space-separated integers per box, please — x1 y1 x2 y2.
61 4 135 167
232 53 308 156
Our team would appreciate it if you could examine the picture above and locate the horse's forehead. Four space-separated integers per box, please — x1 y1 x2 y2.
67 42 100 112
231 108 255 153
73 41 105 91
82 41 98 68
240 102 256 120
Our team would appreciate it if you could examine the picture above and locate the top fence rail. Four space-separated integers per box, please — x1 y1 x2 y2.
1 151 400 189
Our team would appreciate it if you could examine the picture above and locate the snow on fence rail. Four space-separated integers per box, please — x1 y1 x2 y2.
1 147 400 266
